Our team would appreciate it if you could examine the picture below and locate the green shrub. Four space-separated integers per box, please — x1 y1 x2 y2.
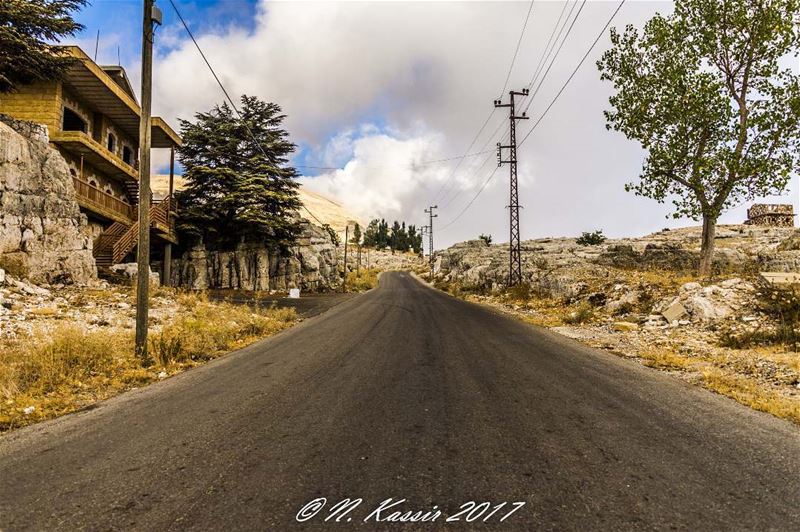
507 283 531 302
576 230 607 246
564 303 595 324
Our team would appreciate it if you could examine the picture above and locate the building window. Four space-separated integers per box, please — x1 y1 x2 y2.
122 145 132 165
107 133 116 153
62 108 87 132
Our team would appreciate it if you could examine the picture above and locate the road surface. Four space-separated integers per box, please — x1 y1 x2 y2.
1 272 799 530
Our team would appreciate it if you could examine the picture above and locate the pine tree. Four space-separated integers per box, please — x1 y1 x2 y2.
0 0 87 93
377 219 390 249
176 95 301 250
363 219 379 247
389 221 402 253
408 225 423 254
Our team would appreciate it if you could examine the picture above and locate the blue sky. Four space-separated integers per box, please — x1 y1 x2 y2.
75 0 258 65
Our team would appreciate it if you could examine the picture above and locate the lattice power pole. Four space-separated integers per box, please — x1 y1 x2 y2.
494 89 529 287
424 206 437 279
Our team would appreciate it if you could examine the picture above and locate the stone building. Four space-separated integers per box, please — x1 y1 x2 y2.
744 204 794 227
0 46 181 281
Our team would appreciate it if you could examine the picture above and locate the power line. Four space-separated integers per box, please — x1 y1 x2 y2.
520 0 627 147
523 0 571 94
295 148 493 173
439 166 501 231
168 0 327 227
437 0 575 216
431 110 498 203
498 0 536 98
432 0 538 206
439 0 626 232
440 126 508 208
521 0 587 115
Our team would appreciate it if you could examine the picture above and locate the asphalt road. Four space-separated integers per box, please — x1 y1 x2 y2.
1 271 799 530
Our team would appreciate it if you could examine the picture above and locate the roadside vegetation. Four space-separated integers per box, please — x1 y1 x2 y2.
346 268 380 292
0 290 297 431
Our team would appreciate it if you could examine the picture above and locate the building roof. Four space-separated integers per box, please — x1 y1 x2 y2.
99 65 138 103
59 46 181 148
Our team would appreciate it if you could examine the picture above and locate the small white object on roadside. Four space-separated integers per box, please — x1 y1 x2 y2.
288 288 300 299
23 406 35 415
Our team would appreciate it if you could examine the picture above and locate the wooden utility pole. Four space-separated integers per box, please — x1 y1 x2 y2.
495 88 529 287
342 225 349 293
135 0 157 358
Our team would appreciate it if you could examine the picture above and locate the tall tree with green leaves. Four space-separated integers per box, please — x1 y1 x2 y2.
408 225 423 255
598 0 800 275
0 0 87 93
176 95 301 250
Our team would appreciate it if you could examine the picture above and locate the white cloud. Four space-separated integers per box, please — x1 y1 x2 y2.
298 127 452 224
146 0 799 247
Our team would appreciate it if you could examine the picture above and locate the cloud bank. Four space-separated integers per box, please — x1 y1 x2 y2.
139 0 797 248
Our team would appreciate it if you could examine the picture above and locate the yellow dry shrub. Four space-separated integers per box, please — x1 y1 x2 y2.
149 301 296 365
0 325 131 400
346 269 380 292
701 367 800 424
0 298 297 431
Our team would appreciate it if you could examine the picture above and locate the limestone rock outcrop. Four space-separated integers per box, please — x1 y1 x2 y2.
170 221 340 291
435 225 800 299
0 117 95 284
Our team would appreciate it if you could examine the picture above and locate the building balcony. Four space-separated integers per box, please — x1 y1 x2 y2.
72 177 135 224
53 130 138 183
73 177 178 243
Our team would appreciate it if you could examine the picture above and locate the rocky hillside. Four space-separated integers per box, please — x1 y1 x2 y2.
436 225 800 298
0 117 95 284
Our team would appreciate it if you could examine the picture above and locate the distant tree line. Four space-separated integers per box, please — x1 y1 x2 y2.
358 219 423 254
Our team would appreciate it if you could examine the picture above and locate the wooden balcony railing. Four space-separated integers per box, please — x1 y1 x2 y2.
72 178 135 222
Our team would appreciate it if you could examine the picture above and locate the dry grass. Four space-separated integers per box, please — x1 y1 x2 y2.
701 367 800 424
346 269 380 292
637 348 696 371
0 294 297 431
612 347 800 423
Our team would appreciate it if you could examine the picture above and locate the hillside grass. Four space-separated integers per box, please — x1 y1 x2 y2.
0 293 297 432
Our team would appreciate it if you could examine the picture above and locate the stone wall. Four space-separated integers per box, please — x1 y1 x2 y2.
0 116 95 284
170 221 340 292
745 203 794 227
